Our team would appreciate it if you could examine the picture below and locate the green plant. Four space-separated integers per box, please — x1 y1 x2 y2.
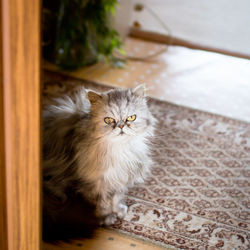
43 0 124 70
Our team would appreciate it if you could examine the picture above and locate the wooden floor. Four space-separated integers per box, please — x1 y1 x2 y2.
44 37 250 122
43 37 250 249
42 228 168 250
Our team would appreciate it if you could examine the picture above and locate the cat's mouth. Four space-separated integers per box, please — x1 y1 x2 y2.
119 130 125 135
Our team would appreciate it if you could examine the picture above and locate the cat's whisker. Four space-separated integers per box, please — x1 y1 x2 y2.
153 133 174 137
152 132 175 138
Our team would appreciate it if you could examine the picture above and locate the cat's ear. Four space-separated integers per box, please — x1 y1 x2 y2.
133 84 147 97
87 90 102 104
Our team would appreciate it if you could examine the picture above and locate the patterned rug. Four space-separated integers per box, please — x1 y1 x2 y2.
43 70 250 250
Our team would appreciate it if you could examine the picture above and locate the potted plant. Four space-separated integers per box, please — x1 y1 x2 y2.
42 0 123 70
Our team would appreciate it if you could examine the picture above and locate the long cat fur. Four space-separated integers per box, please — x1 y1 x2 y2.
43 84 156 239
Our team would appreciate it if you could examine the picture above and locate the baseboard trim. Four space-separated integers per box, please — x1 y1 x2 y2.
130 28 250 60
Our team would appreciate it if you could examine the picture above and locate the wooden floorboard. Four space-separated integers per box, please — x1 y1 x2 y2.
42 228 169 250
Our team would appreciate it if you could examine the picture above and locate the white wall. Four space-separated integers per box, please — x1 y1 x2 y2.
131 0 250 55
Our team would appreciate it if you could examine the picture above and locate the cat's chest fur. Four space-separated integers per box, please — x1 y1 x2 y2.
104 137 148 186
77 134 150 192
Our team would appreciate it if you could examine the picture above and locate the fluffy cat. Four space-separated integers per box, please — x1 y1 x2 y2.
43 84 156 234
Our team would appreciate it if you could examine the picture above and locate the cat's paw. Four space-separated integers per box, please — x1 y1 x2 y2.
117 203 128 219
103 213 118 226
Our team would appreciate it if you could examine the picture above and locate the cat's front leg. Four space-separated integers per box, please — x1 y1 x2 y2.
112 192 128 219
96 192 118 226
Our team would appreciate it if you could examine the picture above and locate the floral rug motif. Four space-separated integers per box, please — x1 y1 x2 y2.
43 71 250 250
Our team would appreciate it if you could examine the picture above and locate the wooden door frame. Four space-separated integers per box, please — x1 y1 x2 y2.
0 0 8 248
0 0 41 249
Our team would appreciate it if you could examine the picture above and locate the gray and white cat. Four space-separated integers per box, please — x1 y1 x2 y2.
43 84 156 227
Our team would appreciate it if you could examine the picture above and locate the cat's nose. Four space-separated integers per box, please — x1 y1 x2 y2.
117 122 125 129
118 124 124 129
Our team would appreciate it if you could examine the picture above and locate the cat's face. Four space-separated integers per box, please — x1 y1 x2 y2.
88 85 155 141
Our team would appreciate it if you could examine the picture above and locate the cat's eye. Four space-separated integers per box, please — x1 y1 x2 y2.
104 117 116 124
126 115 136 122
